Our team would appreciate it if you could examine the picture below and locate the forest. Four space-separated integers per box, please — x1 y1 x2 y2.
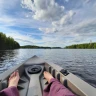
0 32 20 50
65 43 96 49
21 45 61 49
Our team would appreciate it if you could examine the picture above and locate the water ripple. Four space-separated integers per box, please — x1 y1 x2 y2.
0 49 96 88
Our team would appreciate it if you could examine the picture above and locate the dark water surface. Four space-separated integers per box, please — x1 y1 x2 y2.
0 49 96 88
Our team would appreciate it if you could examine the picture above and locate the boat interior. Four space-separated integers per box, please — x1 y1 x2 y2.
0 56 96 96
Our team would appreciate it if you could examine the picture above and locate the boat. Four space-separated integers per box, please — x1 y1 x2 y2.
0 55 96 96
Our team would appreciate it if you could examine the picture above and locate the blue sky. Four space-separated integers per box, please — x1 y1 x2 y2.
0 0 96 47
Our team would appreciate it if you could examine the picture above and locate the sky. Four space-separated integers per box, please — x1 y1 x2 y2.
0 0 96 47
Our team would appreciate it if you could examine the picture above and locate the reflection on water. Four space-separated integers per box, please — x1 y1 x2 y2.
0 49 96 88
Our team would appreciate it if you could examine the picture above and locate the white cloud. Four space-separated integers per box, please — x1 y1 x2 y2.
38 18 96 46
0 0 51 29
59 18 96 36
1 17 96 47
0 25 41 45
21 0 65 21
52 10 76 26
21 0 76 34
2 31 41 46
0 15 50 29
39 27 57 33
39 17 96 38
0 0 96 47
0 16 16 27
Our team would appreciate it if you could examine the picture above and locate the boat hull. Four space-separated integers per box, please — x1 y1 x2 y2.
0 55 96 96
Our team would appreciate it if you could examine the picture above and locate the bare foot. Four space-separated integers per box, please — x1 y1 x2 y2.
8 70 20 88
43 71 54 83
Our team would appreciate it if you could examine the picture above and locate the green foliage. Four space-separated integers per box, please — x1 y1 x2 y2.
0 32 20 50
20 45 61 49
65 43 96 49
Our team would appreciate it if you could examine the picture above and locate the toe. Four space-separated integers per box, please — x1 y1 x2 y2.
44 71 47 75
15 71 20 79
16 71 19 76
10 73 14 77
9 72 15 79
13 72 16 77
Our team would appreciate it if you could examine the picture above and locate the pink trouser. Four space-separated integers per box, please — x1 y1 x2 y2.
43 78 76 96
0 78 76 96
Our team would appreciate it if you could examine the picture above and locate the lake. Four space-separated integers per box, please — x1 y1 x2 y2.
0 49 96 88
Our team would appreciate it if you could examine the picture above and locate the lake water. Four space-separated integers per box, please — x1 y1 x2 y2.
0 49 96 88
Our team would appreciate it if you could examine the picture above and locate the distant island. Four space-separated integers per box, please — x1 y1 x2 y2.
20 45 62 49
0 32 20 50
65 42 96 49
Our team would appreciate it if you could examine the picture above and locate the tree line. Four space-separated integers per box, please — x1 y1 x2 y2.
21 45 51 49
65 43 96 49
0 32 20 50
21 45 62 49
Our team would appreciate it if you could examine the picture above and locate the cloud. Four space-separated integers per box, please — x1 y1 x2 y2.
72 18 96 36
1 17 96 47
21 0 65 21
0 0 51 29
0 17 14 26
0 0 96 47
4 31 41 45
0 15 50 29
39 28 57 33
21 0 77 34
0 25 41 45
62 18 96 36
15 38 33 44
52 10 76 26
38 18 96 46
21 0 76 27
0 25 62 46
39 17 96 39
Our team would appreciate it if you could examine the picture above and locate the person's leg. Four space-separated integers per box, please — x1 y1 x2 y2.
43 71 76 96
0 71 20 96
8 71 20 87
43 71 54 83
